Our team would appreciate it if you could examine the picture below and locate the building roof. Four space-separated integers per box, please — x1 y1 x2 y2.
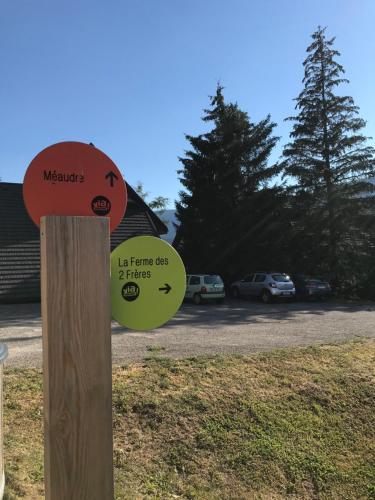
0 182 167 303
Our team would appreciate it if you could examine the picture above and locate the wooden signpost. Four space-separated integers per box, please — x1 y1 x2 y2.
23 142 127 500
23 141 185 499
41 216 113 499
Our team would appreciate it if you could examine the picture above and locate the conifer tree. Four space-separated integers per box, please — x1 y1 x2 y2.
176 85 279 277
282 27 375 284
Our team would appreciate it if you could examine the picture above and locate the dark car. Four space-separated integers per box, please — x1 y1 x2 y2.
292 275 332 300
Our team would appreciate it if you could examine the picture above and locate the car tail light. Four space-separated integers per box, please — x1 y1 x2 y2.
201 286 207 293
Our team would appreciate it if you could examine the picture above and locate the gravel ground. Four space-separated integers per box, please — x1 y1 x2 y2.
0 299 374 368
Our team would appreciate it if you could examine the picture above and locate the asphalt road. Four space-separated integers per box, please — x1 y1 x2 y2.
0 299 374 368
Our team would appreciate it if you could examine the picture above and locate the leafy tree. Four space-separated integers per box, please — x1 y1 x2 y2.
176 85 279 279
281 27 375 286
135 181 169 211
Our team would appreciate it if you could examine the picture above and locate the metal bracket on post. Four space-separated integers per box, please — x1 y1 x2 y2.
41 216 114 500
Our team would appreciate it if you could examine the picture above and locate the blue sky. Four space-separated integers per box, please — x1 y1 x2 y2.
1 0 374 207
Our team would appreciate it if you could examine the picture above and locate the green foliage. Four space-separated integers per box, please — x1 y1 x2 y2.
281 27 375 286
176 84 280 279
175 31 375 294
134 181 169 211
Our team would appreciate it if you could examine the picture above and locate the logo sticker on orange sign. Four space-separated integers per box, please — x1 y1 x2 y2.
23 141 127 232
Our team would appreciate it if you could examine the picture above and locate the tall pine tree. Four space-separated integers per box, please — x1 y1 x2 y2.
176 85 279 279
282 27 375 286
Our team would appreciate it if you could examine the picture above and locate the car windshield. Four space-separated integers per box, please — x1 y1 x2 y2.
204 275 223 284
272 274 290 282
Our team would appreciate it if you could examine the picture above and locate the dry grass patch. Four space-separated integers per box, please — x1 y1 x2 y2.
3 340 375 499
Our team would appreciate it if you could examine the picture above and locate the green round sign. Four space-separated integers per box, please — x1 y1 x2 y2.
111 236 186 330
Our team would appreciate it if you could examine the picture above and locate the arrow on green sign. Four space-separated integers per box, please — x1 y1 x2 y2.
159 283 171 294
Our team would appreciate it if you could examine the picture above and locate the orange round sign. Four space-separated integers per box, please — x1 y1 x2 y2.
23 142 127 232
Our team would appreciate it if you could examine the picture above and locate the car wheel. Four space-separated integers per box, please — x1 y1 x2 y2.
193 293 202 305
261 290 272 304
231 287 240 299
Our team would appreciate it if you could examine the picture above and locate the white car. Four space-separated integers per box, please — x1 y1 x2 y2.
185 274 226 305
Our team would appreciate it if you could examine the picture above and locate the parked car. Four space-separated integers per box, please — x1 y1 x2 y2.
292 275 332 300
185 274 226 305
230 272 295 303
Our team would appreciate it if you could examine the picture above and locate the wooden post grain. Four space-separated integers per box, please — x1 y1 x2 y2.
41 216 114 500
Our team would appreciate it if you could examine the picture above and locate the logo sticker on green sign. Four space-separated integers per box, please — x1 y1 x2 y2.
111 236 186 330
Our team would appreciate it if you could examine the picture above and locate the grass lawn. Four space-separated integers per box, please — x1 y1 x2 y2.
3 340 375 499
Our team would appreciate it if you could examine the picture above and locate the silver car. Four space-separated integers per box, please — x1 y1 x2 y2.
230 272 295 303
